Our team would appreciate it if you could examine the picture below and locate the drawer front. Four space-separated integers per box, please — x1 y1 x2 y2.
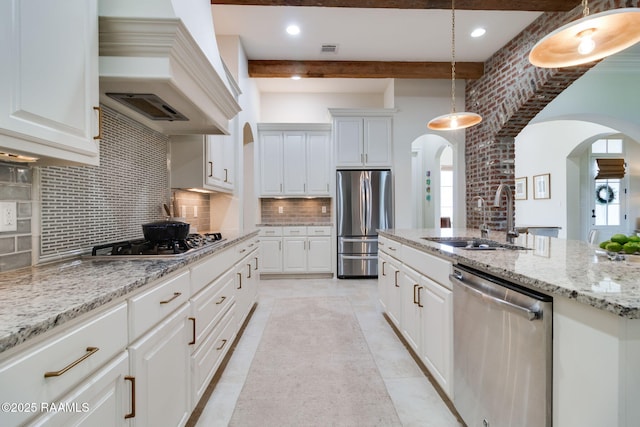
402 244 452 288
191 303 236 405
283 226 307 236
190 269 236 346
235 237 258 262
190 247 235 296
129 271 190 341
379 235 402 257
259 227 283 237
0 303 128 427
307 226 331 236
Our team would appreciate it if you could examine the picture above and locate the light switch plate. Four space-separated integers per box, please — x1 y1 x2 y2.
0 202 17 232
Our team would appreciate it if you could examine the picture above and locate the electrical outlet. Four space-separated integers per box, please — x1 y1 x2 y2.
278 206 284 214
321 206 327 214
181 205 186 218
0 202 17 232
193 206 198 218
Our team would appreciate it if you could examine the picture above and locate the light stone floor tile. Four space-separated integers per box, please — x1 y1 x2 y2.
195 277 459 427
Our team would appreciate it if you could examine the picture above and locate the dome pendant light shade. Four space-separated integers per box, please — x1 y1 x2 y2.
428 111 482 131
529 7 640 68
427 0 482 131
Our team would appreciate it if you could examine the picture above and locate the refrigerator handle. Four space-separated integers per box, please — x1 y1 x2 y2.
360 175 366 233
366 176 372 233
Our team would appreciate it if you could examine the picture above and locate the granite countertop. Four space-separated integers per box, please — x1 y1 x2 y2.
379 228 640 319
257 223 333 227
0 230 259 355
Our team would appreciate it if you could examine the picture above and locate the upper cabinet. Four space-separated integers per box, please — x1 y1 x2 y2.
170 119 236 194
258 124 332 197
330 109 395 169
0 0 100 165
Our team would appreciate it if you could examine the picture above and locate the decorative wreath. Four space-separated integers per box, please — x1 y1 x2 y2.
595 184 615 204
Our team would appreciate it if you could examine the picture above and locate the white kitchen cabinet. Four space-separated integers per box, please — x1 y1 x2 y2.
421 276 453 397
128 303 192 427
170 133 235 194
258 124 331 197
378 234 453 398
29 351 130 427
331 112 393 168
0 302 128 427
0 0 100 165
260 226 332 275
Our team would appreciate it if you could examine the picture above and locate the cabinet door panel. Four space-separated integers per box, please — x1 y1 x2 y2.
363 117 392 167
283 237 307 272
306 132 331 195
282 133 306 195
335 118 364 167
0 0 99 164
400 267 422 353
307 236 331 272
259 132 283 195
260 238 282 273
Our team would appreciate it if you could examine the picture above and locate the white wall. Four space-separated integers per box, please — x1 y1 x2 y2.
515 121 617 238
259 92 384 123
393 79 467 229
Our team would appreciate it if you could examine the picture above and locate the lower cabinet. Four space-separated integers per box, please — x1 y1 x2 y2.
378 236 454 399
128 303 192 427
29 351 130 427
260 226 332 275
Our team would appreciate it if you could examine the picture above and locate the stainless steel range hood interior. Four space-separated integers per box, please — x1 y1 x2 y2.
98 2 240 135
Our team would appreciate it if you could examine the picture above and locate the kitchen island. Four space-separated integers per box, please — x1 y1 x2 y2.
379 228 640 427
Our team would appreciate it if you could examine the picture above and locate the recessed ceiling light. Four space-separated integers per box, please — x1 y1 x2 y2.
471 28 486 38
286 25 300 36
291 75 301 80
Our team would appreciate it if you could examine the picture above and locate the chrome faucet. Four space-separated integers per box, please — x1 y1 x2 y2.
493 183 519 243
472 196 489 238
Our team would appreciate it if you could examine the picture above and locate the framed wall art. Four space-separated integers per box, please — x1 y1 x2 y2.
533 173 550 199
515 177 527 200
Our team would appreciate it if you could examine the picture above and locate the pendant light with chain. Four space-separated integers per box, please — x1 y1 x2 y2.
428 0 482 131
529 0 640 68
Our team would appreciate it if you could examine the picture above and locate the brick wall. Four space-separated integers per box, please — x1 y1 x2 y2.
261 198 332 223
464 0 635 229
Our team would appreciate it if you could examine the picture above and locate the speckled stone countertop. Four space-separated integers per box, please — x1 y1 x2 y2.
380 228 640 319
0 230 259 355
257 223 333 227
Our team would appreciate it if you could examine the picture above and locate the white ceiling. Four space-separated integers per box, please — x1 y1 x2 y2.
210 5 543 93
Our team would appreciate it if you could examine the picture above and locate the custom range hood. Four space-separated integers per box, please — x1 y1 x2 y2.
98 0 240 135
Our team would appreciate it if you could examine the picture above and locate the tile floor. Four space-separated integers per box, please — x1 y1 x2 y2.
195 278 463 427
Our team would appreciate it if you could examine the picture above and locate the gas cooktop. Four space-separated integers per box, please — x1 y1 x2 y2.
90 233 226 259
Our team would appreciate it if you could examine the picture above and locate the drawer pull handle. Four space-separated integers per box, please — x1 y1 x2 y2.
93 106 103 140
389 246 396 251
394 270 399 288
254 256 259 271
413 284 419 304
249 243 254 247
208 161 213 177
247 263 252 278
224 168 229 182
160 292 181 305
44 347 99 378
237 272 242 289
188 317 196 345
216 339 228 351
382 261 386 276
379 241 385 246
216 296 227 305
417 286 424 308
239 249 246 253
124 376 136 419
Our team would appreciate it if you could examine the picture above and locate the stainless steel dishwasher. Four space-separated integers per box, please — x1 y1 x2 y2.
450 264 552 427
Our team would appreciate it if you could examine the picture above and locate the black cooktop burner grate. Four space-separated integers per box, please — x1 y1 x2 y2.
91 233 223 257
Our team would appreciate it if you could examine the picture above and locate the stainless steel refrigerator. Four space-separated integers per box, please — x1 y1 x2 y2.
337 169 393 278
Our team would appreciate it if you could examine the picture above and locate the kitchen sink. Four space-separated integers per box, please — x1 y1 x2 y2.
422 237 530 251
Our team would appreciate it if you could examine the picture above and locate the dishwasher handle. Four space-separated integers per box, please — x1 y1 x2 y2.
450 274 540 321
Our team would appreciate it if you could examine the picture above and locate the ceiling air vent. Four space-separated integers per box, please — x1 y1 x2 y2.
321 44 338 54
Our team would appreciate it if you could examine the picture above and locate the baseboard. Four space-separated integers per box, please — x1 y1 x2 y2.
260 273 333 280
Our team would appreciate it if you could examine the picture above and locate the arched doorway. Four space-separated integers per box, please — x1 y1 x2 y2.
410 134 462 229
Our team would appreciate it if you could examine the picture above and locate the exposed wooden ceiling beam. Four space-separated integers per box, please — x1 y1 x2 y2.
248 60 484 79
211 0 579 12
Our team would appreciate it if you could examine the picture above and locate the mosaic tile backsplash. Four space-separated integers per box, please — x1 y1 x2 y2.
260 198 332 224
0 163 33 272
